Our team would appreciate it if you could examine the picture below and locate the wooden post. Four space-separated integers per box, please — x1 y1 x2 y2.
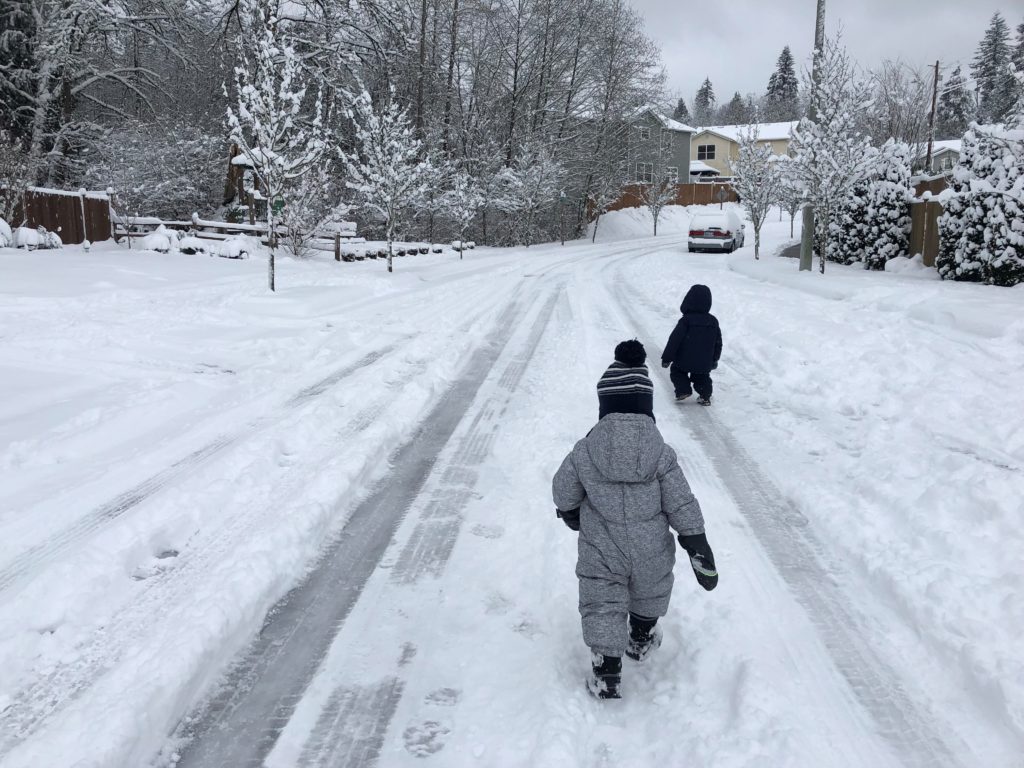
925 61 940 173
334 231 341 262
248 192 256 225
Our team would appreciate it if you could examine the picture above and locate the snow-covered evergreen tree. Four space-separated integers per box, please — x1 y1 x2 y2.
719 92 749 125
788 36 877 273
765 46 799 122
972 12 1017 123
936 66 975 140
730 125 780 259
829 181 871 265
341 87 432 273
937 124 1024 286
227 1 328 290
672 98 690 123
693 78 717 126
862 140 913 270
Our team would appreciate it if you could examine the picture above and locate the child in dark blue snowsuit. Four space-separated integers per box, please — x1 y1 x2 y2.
660 284 722 405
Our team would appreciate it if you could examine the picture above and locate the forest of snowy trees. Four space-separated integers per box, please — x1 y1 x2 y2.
0 1 1021 256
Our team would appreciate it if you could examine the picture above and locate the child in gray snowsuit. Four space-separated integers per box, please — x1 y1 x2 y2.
552 339 718 699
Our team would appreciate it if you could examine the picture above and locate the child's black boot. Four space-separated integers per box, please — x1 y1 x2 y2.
626 613 662 662
587 653 622 699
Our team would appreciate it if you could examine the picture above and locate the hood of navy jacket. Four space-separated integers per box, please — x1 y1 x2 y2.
584 413 664 483
681 284 712 314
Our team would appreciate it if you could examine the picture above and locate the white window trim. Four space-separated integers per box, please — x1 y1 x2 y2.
636 162 653 184
697 144 716 160
665 166 679 184
637 125 650 140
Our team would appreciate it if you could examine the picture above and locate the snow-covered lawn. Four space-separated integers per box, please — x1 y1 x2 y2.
1 214 1022 767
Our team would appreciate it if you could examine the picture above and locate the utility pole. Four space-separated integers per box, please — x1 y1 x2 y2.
799 0 826 272
924 61 940 173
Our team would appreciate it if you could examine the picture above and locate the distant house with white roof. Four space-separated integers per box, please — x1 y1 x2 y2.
918 140 961 174
689 121 799 177
627 106 695 185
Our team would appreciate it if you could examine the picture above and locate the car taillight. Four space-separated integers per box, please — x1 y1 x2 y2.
689 230 703 237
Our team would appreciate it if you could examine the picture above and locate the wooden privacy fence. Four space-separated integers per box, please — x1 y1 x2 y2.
18 188 112 244
909 176 948 267
607 183 738 214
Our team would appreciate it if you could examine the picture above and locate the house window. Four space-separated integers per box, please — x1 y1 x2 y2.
697 144 716 161
637 125 650 140
660 129 673 150
665 166 679 184
636 162 653 184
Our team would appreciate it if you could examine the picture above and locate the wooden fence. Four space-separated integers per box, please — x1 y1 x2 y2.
909 176 948 267
607 182 738 214
18 188 112 244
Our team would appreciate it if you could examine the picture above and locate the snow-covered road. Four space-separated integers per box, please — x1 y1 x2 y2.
1 210 1022 767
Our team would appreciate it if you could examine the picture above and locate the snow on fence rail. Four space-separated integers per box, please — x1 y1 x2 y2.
111 212 365 260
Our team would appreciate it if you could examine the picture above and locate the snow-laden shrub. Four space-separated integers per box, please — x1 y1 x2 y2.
14 227 40 250
938 126 1024 286
178 236 209 255
828 142 912 269
140 225 178 253
212 235 256 259
0 218 12 248
13 226 60 250
862 141 912 270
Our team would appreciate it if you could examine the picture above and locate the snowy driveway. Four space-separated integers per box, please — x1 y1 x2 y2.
1 221 1022 767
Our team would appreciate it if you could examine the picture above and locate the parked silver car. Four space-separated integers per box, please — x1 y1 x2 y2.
687 211 746 253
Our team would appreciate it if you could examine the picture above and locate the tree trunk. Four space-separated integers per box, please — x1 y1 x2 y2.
754 226 761 259
790 212 795 237
415 0 429 137
268 200 276 291
592 212 601 242
442 0 460 153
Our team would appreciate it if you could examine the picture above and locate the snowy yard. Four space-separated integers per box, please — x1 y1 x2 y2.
1 207 1023 767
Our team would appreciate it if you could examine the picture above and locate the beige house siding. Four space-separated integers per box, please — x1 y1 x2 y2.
690 132 792 176
691 134 735 175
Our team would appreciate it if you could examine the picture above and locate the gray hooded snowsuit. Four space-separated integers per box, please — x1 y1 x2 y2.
552 413 706 657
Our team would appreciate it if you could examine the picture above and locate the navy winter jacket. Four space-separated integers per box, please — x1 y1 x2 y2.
661 285 722 374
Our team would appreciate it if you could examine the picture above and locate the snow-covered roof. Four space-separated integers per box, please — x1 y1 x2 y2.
689 160 720 175
633 106 696 133
917 140 962 159
692 121 799 143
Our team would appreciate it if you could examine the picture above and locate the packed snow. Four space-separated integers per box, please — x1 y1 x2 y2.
1 211 1022 767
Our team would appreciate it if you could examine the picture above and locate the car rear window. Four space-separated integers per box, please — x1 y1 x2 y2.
691 217 728 228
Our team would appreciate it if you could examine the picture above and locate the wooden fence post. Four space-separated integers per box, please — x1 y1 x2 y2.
334 231 341 262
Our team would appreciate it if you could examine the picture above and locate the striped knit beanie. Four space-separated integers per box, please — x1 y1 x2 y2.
597 340 654 420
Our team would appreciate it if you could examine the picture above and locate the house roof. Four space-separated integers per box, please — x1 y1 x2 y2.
922 140 962 157
692 121 800 143
633 105 696 133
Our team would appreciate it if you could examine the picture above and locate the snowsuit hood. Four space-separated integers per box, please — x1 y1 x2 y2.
681 284 712 314
585 413 664 483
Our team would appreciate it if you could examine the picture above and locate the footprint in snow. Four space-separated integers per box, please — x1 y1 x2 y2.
470 524 504 539
485 592 514 615
403 721 450 757
424 688 461 707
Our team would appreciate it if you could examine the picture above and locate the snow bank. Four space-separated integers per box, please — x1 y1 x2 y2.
884 254 939 278
0 218 12 248
591 204 742 242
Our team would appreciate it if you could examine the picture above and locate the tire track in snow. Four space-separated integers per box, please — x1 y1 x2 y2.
293 286 565 768
608 270 964 768
168 283 545 767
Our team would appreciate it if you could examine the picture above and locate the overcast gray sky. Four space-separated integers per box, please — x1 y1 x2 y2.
630 0 1019 107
